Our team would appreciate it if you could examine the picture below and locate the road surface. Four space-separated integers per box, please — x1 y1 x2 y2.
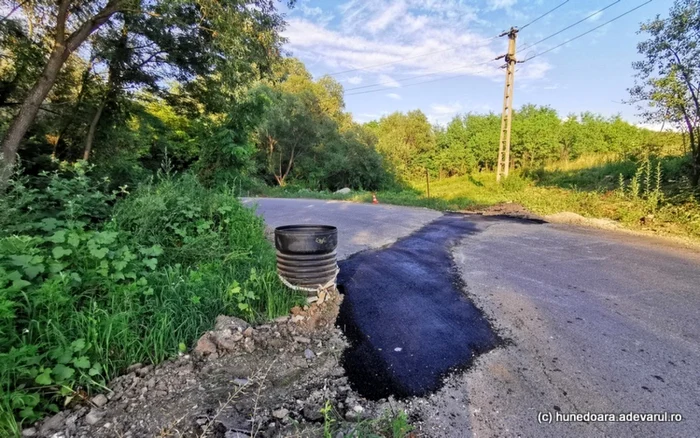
243 198 700 437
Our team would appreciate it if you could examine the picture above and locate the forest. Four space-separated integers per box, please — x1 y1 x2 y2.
1 0 699 433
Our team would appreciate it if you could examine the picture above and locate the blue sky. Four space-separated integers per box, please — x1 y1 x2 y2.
279 0 672 126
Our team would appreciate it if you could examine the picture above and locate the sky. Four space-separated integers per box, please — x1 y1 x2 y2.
278 0 674 126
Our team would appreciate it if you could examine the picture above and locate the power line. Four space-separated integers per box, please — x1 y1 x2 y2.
519 0 622 52
344 58 496 92
523 0 653 62
518 0 571 30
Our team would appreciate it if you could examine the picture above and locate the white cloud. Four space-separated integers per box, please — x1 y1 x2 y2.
587 9 604 22
430 102 462 115
378 74 401 88
488 0 517 10
387 93 402 99
366 1 407 33
347 76 363 84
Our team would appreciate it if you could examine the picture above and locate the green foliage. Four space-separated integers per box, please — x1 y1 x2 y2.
630 0 700 185
0 168 301 429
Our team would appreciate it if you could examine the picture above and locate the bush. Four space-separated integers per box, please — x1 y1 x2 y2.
0 168 301 432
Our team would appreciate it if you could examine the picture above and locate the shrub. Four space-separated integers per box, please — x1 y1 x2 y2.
0 169 301 432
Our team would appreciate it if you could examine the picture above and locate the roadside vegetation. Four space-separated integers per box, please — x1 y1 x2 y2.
1 0 699 432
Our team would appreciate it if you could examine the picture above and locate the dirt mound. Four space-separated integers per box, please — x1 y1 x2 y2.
30 288 388 438
545 211 620 230
464 202 544 221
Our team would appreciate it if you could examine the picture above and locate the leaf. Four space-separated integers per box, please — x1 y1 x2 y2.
178 343 186 353
90 247 108 259
7 270 23 282
72 356 90 369
52 246 73 259
52 364 75 381
9 255 32 267
88 362 102 376
11 279 31 290
23 264 44 280
47 230 67 243
143 258 158 270
71 338 86 352
35 369 53 385
67 233 81 247
143 287 154 296
238 302 249 311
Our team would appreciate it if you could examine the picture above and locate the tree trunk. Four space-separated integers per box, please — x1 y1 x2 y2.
0 0 123 189
1 46 67 185
83 99 107 161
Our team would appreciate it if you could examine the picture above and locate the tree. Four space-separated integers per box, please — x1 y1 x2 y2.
374 110 435 178
630 0 700 185
256 88 322 186
1 0 128 187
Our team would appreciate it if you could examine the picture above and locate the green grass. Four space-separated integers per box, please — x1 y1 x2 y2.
256 156 700 242
0 170 303 433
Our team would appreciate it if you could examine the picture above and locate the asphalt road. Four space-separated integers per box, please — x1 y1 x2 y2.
243 198 700 437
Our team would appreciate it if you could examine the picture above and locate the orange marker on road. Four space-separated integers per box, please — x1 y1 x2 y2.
372 193 379 204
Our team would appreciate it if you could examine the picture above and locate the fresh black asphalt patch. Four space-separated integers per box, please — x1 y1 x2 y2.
336 213 503 400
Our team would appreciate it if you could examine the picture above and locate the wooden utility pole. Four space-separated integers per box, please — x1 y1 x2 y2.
496 27 518 183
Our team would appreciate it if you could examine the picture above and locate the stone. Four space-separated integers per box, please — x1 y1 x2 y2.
272 408 289 419
293 336 311 344
243 337 255 353
225 432 249 438
136 365 153 377
91 394 108 408
84 409 103 425
21 428 37 437
274 315 290 323
215 315 249 332
194 334 217 356
243 327 255 337
39 412 66 434
335 187 352 194
212 330 240 352
233 378 249 386
302 404 323 422
304 349 315 360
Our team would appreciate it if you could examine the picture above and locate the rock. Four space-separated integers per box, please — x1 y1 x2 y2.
225 432 249 438
243 337 255 353
84 409 103 425
215 315 249 332
21 428 37 437
243 327 255 337
39 412 66 434
233 378 249 386
91 393 108 408
274 316 289 323
302 404 323 422
293 336 311 344
136 365 153 377
335 187 352 194
212 330 243 352
126 363 143 373
304 349 315 360
291 315 305 323
194 333 217 356
272 408 289 419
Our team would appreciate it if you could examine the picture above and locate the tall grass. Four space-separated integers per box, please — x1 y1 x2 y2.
256 155 700 242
